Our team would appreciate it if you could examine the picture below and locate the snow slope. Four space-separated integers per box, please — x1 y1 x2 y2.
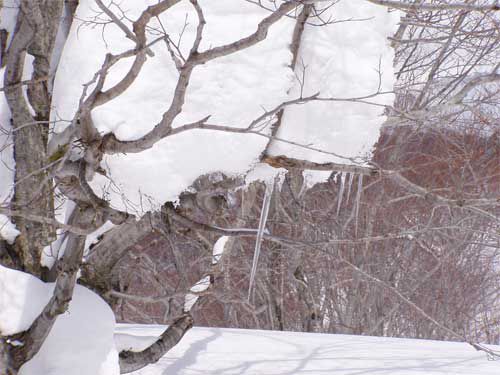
115 324 500 375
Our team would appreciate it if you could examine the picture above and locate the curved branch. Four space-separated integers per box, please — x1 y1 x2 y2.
118 314 193 374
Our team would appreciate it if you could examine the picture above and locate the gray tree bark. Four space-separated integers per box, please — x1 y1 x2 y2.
4 0 63 277
119 314 193 374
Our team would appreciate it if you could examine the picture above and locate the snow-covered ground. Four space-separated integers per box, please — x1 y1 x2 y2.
116 324 500 375
2 262 499 374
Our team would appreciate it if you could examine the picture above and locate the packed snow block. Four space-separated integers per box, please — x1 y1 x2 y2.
0 265 119 375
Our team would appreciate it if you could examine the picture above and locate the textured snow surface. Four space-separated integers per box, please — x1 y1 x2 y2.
115 324 500 375
52 0 398 212
0 265 119 375
269 2 398 163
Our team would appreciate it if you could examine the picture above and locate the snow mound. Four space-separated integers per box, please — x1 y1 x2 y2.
0 265 119 375
115 324 500 375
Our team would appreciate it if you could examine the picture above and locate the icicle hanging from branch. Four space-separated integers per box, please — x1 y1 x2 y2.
345 172 355 204
248 181 274 301
336 172 346 216
354 174 364 237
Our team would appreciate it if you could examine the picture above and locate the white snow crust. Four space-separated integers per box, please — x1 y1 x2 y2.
0 2 403 373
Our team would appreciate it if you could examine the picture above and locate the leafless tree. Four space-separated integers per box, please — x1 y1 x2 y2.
1 1 499 374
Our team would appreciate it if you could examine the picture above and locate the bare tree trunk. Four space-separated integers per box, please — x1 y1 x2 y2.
4 0 63 277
